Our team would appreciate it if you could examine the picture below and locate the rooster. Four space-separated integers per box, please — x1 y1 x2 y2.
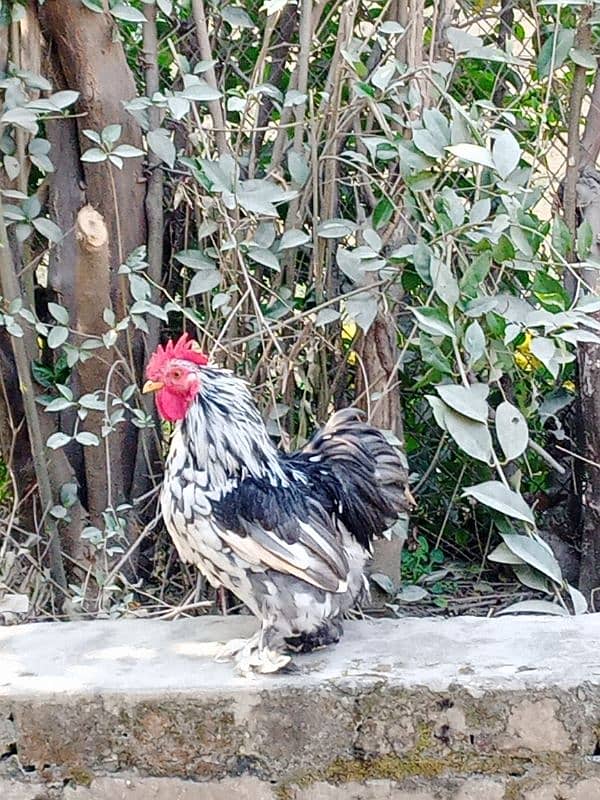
143 333 413 673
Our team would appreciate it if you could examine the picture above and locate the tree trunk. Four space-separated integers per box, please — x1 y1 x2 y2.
574 168 600 602
39 0 150 506
74 206 126 527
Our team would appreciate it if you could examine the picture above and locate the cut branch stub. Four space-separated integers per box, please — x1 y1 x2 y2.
76 204 109 251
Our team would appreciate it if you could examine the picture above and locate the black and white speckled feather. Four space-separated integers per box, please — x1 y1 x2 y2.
160 364 412 673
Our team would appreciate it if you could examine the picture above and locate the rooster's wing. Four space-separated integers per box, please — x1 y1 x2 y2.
211 479 350 593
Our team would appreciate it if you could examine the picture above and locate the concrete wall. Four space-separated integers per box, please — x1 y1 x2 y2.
2 615 600 799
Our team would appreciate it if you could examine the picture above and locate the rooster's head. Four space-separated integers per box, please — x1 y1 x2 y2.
143 333 208 422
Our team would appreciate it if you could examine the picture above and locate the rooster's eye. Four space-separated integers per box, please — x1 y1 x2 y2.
171 369 182 379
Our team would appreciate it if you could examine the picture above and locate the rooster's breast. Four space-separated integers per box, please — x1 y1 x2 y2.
160 474 261 615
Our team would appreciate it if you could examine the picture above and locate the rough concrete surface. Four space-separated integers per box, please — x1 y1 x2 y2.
1 614 600 799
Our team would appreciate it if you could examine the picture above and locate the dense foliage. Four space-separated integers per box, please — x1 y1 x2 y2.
0 0 598 620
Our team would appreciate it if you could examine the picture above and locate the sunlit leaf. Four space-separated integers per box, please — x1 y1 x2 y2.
501 533 561 583
496 600 568 616
436 383 488 423
495 401 528 461
446 143 494 168
463 480 534 525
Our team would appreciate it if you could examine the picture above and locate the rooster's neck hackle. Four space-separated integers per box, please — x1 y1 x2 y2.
167 367 287 491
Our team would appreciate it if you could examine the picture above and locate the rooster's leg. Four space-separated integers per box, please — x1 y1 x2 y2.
214 630 261 664
214 623 291 675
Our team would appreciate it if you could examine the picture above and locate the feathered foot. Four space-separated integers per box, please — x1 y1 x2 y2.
215 630 291 675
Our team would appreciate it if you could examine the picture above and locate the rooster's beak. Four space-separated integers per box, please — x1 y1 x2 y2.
142 380 164 394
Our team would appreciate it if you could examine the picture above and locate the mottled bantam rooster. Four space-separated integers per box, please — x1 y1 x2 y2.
143 333 413 673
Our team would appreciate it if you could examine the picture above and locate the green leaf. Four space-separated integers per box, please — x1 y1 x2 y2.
492 130 520 180
187 270 221 295
530 336 558 377
430 257 459 309
412 307 455 339
110 3 146 22
436 383 489 423
373 197 394 230
442 406 493 463
413 128 444 158
2 107 38 134
463 480 534 525
48 302 69 325
81 147 107 163
501 534 562 583
147 129 176 168
181 81 222 102
112 144 145 158
570 48 597 70
288 150 310 185
538 28 575 78
346 292 378 332
101 124 122 146
315 307 340 326
496 600 568 617
221 6 255 27
44 397 74 412
577 220 593 259
46 432 72 449
513 565 550 594
495 401 528 462
446 143 494 169
75 431 100 446
47 326 69 349
174 250 215 270
552 217 573 257
460 252 491 296
247 247 280 271
488 542 525 565
317 218 357 238
532 271 569 311
419 335 452 375
278 229 310 251
464 320 485 366
32 217 62 243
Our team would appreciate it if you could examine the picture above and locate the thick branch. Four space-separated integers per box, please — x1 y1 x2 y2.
74 205 125 526
564 7 592 235
191 0 229 155
582 69 600 168
0 197 67 590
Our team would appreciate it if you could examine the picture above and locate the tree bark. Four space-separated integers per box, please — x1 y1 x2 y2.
40 0 148 501
39 0 146 277
74 206 126 527
573 168 600 602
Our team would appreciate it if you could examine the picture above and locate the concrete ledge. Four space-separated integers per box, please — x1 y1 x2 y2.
1 615 600 799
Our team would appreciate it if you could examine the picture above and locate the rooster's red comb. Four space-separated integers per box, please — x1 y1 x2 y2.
146 333 208 378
